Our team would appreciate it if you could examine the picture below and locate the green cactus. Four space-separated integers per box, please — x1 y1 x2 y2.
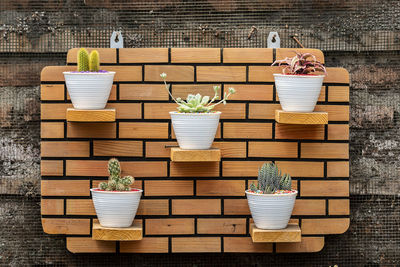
77 48 89 72
252 163 292 194
89 50 100 72
99 158 135 191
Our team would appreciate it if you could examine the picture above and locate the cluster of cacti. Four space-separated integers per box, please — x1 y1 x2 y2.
99 158 134 191
249 163 292 194
160 73 236 113
77 48 100 72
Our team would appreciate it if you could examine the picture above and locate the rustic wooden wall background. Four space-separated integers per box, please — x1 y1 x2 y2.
40 48 349 253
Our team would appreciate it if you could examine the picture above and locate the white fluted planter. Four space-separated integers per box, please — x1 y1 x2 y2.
90 188 142 228
273 74 325 112
246 190 297 230
170 111 220 150
63 72 115 110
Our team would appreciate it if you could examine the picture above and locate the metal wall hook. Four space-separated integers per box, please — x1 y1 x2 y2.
110 31 124 48
267 32 280 48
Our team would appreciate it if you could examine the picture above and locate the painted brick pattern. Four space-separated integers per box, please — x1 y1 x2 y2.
41 48 349 253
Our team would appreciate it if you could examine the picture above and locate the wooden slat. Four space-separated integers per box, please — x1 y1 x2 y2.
224 199 250 215
67 48 117 63
314 105 349 121
292 199 326 215
67 237 116 253
223 48 273 63
224 237 273 253
322 68 349 83
171 48 220 63
92 221 142 241
119 122 168 139
172 84 221 99
197 66 246 82
67 122 116 138
275 110 328 125
276 237 324 253
41 199 64 215
301 180 349 197
41 180 90 196
66 108 115 122
222 161 266 177
223 122 272 139
328 124 349 140
42 218 90 235
248 141 298 158
301 143 349 159
41 141 90 157
197 218 246 234
250 223 301 243
170 162 219 177
302 218 350 234
329 199 350 215
41 122 64 139
249 103 282 119
145 65 194 81
41 84 64 100
144 180 193 196
41 160 63 176
172 237 221 253
327 161 349 177
120 237 169 253
197 180 245 196
172 199 221 215
119 48 168 63
93 140 143 157
227 84 273 101
248 66 281 82
146 219 194 235
170 148 221 162
212 142 246 158
119 84 168 100
328 86 350 102
275 161 324 177
276 48 324 63
275 124 325 140
41 103 71 120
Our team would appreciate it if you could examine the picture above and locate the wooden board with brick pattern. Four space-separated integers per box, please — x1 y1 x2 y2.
40 48 350 254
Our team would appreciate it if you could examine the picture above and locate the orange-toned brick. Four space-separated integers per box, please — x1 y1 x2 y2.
212 142 246 158
67 237 116 253
119 84 168 100
146 218 195 235
67 122 116 138
275 161 324 177
223 123 272 139
145 141 177 158
41 66 75 81
314 105 349 121
248 66 280 82
41 199 64 215
323 68 349 83
119 122 168 139
222 161 266 177
120 237 169 253
248 142 298 158
227 84 273 101
301 143 349 159
41 84 64 100
292 199 325 215
172 199 221 215
42 218 90 235
275 124 325 140
172 84 221 99
223 48 273 63
248 103 282 119
302 218 350 234
41 103 71 120
276 237 324 253
41 180 90 196
41 122 64 139
93 141 143 157
137 199 169 215
224 199 250 215
170 162 219 177
224 237 273 253
106 103 141 119
214 103 246 119
301 180 349 197
102 66 142 81
119 48 168 63
172 237 221 253
66 199 95 215
329 199 350 215
145 65 194 82
41 141 90 157
145 180 193 196
41 160 63 176
328 86 350 102
327 161 349 177
197 218 246 234
197 180 245 196
197 66 246 82
171 48 220 63
328 124 349 140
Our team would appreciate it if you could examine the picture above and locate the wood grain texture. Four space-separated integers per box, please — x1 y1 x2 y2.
292 199 326 215
328 124 349 140
119 122 168 139
41 141 90 157
171 48 220 63
329 199 350 215
41 122 64 138
66 108 115 122
224 237 273 253
197 66 246 82
41 84 64 100
314 105 349 121
276 237 324 253
275 110 328 125
196 180 245 196
172 237 221 253
197 218 246 234
223 48 273 63
120 84 168 100
41 180 90 196
42 218 90 235
92 221 142 241
172 199 221 215
145 65 194 81
170 147 221 162
227 84 273 101
93 141 143 157
223 123 272 139
119 48 168 63
249 103 282 119
275 161 324 177
301 143 349 159
172 84 221 99
248 141 298 158
120 237 169 253
41 199 64 215
302 218 350 234
41 160 63 176
328 86 350 102
222 161 266 177
301 180 349 197
250 223 301 243
67 122 116 138
327 161 349 177
144 180 193 196
67 237 116 253
224 199 250 215
170 162 220 177
146 219 194 235
275 124 325 140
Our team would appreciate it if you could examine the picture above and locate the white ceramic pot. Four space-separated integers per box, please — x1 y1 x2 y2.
246 190 297 229
273 74 325 112
63 72 115 110
90 188 142 228
170 111 220 150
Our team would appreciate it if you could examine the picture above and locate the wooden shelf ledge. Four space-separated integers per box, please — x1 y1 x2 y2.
66 108 116 122
250 223 301 243
170 147 221 162
92 221 142 241
275 110 328 125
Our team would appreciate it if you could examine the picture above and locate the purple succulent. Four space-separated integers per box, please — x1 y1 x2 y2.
272 52 327 75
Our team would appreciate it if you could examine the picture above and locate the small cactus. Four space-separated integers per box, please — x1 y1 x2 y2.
89 50 100 72
77 48 89 72
249 163 292 194
99 158 135 191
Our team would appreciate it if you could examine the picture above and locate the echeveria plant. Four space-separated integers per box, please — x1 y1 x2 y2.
272 52 327 75
160 73 236 113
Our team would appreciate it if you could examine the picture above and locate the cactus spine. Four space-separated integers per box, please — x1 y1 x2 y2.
99 158 135 191
77 48 89 72
250 163 292 194
89 50 100 72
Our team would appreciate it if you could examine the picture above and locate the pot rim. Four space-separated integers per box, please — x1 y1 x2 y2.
63 71 116 75
273 73 325 78
90 188 143 194
245 190 298 197
169 111 222 115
